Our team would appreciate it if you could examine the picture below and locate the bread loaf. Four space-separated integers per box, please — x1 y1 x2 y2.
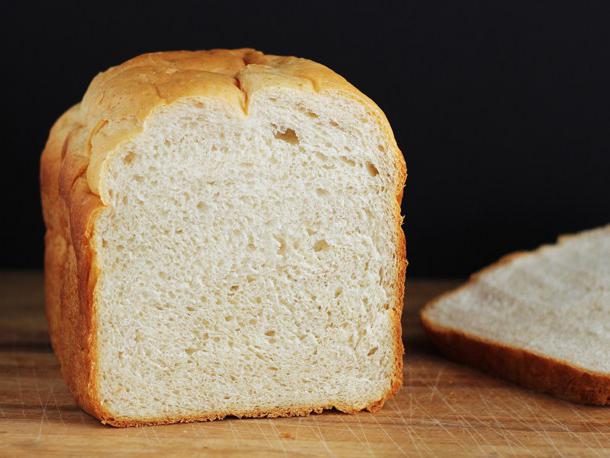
40 49 407 426
421 225 610 405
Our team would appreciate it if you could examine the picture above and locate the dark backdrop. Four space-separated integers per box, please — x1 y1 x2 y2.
3 1 609 276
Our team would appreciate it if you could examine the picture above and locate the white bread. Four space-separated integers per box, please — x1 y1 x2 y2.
40 49 407 426
421 225 610 405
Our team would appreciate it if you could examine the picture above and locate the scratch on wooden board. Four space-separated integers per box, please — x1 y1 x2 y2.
477 390 524 453
338 408 362 444
255 419 274 450
569 405 607 452
348 413 370 445
495 393 545 450
546 410 597 456
188 418 207 445
268 420 288 454
78 406 87 426
228 419 241 450
430 381 489 452
313 419 335 457
409 391 437 457
514 396 565 457
388 397 427 458
33 363 53 443
294 416 302 442
428 366 444 401
12 339 26 419
370 411 406 455
353 407 375 457
411 390 473 456
49 380 66 427
139 421 158 447
150 424 162 446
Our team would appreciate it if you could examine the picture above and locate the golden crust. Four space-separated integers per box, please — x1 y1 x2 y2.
40 48 407 426
420 232 610 406
101 400 385 428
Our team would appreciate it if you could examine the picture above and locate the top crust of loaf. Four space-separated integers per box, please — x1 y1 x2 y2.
40 49 407 425
421 225 610 405
67 48 404 199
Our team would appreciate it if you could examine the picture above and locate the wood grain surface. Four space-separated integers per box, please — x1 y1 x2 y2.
1 272 609 457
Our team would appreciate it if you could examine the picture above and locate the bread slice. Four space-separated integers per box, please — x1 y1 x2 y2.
40 49 407 426
421 225 610 405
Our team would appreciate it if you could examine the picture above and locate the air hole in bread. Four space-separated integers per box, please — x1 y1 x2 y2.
367 347 378 356
265 330 276 337
315 151 329 162
247 235 256 251
122 151 136 165
306 110 319 118
313 240 330 252
316 188 329 197
366 162 379 177
274 236 287 255
274 128 299 145
329 120 339 127
340 156 356 166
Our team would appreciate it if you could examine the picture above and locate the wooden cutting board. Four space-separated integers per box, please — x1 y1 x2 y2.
1 272 609 457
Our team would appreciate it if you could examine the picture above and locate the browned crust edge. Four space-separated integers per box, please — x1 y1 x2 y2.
420 237 610 406
41 49 407 427
100 401 377 427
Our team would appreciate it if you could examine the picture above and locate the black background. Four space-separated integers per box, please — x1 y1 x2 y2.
3 1 609 276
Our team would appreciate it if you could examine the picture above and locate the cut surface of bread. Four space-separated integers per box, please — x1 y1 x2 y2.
421 225 610 405
40 49 407 426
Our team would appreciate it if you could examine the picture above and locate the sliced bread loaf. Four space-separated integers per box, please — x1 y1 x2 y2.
421 225 610 405
40 49 407 426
